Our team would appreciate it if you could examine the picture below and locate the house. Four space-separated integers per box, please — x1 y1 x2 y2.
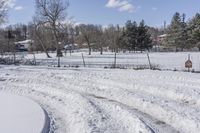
156 34 167 45
64 44 78 50
14 40 33 52
152 34 168 52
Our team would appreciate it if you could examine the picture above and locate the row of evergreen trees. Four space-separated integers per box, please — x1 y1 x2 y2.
118 20 152 52
166 12 200 51
118 12 200 52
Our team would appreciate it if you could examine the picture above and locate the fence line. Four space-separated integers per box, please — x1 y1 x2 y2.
1 52 200 72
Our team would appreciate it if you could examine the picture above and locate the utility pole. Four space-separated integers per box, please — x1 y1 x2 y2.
164 21 166 33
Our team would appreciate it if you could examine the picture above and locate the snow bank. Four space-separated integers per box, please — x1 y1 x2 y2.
0 92 49 133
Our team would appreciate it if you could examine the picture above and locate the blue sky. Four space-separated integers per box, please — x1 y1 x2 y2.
6 0 200 27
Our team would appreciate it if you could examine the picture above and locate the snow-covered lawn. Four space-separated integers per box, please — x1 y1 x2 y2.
0 65 200 133
23 51 200 71
0 92 49 133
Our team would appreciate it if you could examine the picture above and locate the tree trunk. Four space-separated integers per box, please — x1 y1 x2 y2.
100 46 103 55
35 32 51 58
52 24 62 57
88 42 91 55
89 47 91 55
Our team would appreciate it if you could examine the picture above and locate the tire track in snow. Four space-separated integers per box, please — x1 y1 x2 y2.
55 69 200 133
85 94 179 133
38 68 200 133
0 72 151 133
1 66 200 133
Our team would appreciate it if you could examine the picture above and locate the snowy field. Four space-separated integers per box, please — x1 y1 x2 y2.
0 92 49 133
1 65 200 133
22 51 200 71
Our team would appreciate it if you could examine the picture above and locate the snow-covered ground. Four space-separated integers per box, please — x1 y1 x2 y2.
23 51 200 71
0 92 49 133
1 65 200 133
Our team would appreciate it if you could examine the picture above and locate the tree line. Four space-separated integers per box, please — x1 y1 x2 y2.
119 20 152 52
1 0 200 58
164 12 200 51
0 0 153 57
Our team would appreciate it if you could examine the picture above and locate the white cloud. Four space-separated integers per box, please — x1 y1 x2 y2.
106 0 135 13
5 0 16 8
4 0 24 11
14 6 23 11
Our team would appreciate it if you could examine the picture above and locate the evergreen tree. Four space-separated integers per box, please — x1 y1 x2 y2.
190 13 200 50
166 12 182 51
119 20 137 51
119 20 152 52
137 20 152 52
166 12 193 51
179 14 191 50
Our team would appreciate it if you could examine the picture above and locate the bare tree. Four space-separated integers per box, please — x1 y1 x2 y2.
35 0 69 57
78 24 97 55
95 25 107 55
0 1 11 54
105 25 121 52
0 0 7 25
60 22 76 55
29 19 52 58
0 28 8 53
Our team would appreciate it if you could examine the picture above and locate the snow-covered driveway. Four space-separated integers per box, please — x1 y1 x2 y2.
0 66 200 133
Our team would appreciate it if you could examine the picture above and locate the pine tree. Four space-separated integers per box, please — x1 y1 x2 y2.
119 20 152 52
166 12 193 51
190 13 200 50
166 12 182 51
119 20 138 51
137 20 152 52
179 14 191 50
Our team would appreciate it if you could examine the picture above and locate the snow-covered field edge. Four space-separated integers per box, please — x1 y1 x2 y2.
1 65 200 133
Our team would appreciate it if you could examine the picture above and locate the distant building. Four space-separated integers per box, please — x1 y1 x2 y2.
14 40 33 52
64 44 78 50
156 34 167 45
152 34 168 52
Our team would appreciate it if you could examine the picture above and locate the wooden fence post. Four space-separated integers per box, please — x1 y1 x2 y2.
82 53 86 67
33 53 36 65
114 52 117 68
147 53 152 70
13 53 16 65
57 57 60 67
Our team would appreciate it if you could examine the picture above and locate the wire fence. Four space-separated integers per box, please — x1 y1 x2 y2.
1 51 200 72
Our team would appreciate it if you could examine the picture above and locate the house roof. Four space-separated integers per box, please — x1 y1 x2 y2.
14 40 33 44
158 34 167 38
